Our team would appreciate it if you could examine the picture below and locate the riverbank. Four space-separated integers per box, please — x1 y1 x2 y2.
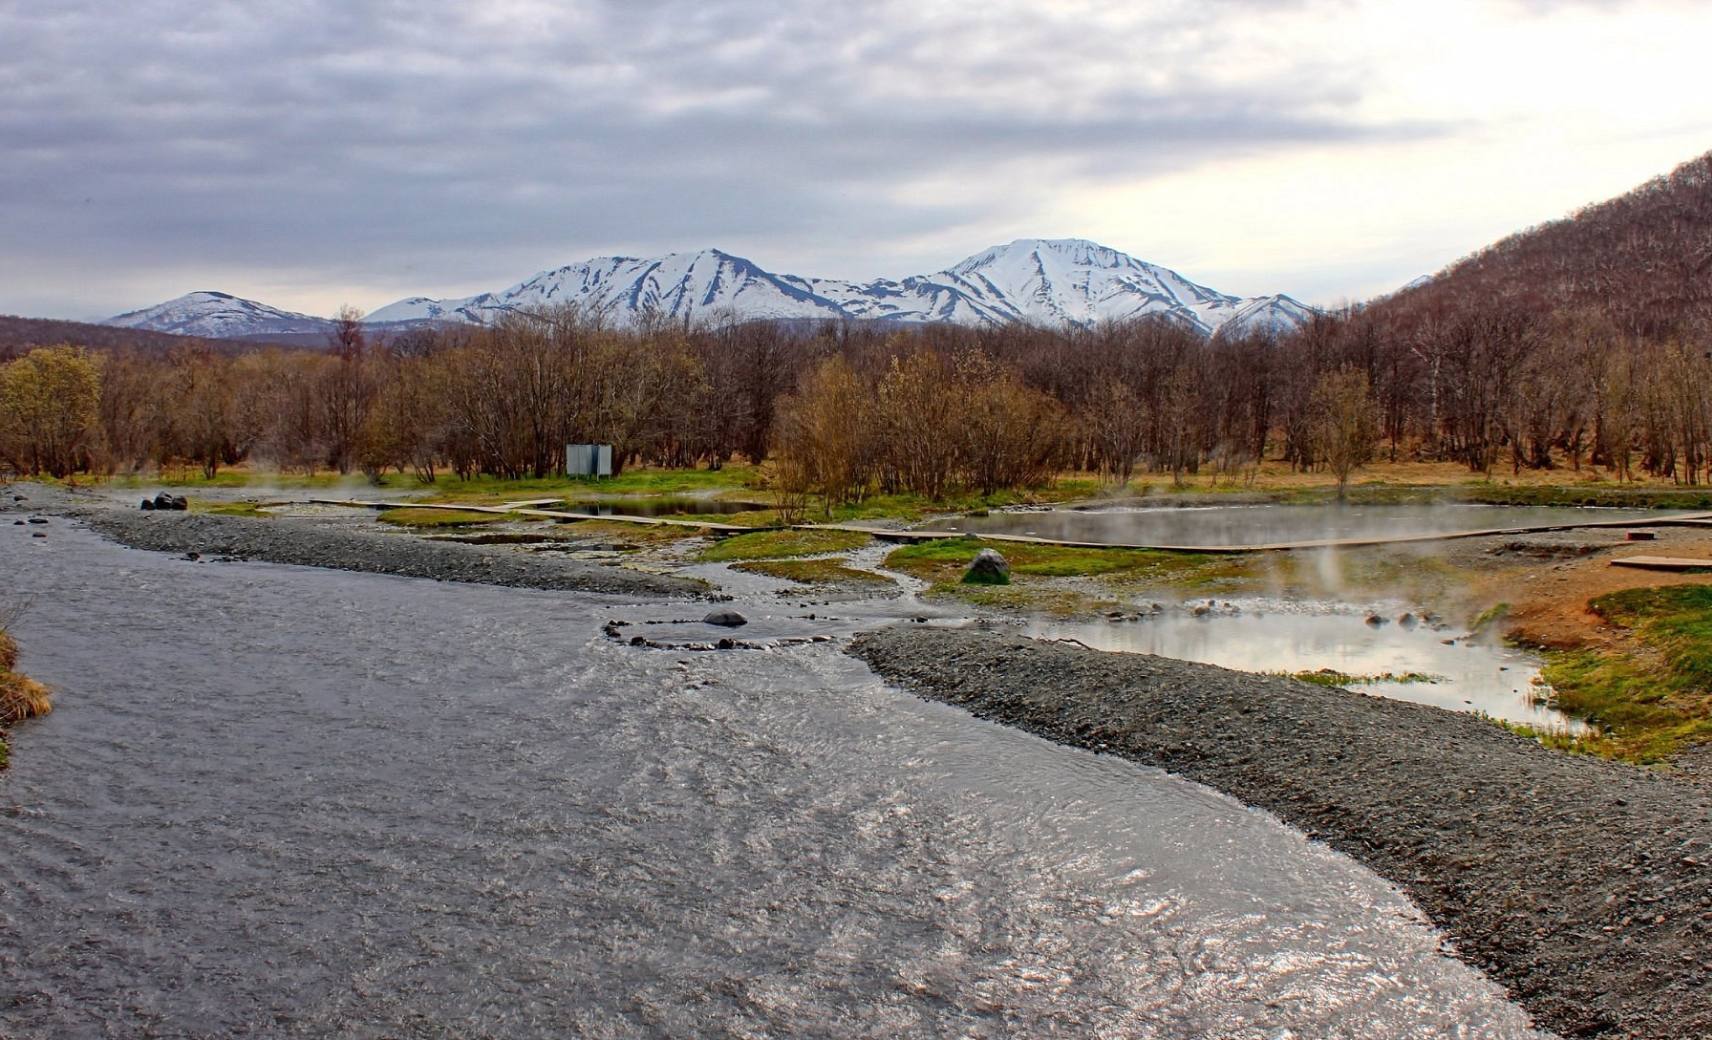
0 483 702 598
0 626 50 770
851 625 1712 1040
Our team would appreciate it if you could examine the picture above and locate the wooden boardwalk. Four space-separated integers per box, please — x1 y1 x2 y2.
1610 556 1712 572
309 498 1712 555
309 498 758 533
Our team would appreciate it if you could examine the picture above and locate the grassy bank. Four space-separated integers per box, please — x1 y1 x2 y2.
0 627 51 770
697 529 870 563
1540 586 1712 763
881 538 1245 614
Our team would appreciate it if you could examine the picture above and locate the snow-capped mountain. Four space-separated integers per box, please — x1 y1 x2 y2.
367 250 850 326
105 291 338 339
111 241 1311 339
366 240 1308 336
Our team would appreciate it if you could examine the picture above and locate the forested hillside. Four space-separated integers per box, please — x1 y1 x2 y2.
0 315 270 359
1380 150 1712 338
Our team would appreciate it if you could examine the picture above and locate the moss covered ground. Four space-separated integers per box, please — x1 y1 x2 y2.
1540 586 1712 763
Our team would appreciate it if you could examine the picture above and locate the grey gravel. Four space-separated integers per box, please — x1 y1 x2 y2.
852 626 1712 1040
2 484 700 598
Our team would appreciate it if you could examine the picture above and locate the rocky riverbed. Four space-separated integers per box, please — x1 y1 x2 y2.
0 484 699 598
851 626 1712 1040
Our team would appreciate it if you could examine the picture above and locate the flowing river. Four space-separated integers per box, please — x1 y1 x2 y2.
0 524 1548 1038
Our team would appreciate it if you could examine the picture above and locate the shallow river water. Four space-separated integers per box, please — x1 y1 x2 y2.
0 524 1549 1038
1026 601 1581 731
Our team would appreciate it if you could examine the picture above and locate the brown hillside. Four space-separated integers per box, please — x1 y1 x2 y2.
1376 151 1712 337
0 314 289 359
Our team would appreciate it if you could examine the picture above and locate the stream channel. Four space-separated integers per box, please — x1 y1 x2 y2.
0 521 1553 1037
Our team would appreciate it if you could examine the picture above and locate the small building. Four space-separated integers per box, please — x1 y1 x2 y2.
566 443 613 478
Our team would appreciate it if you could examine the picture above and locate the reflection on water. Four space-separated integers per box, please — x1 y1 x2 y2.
936 502 1671 546
0 525 1547 1038
1026 599 1584 732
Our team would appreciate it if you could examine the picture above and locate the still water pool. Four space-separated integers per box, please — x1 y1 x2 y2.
933 502 1678 547
1024 599 1583 732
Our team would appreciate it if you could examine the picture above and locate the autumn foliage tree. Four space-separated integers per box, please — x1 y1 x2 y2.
0 345 102 477
1307 365 1379 497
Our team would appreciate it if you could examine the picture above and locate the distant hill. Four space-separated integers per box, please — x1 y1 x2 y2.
1375 150 1712 337
0 314 297 358
107 240 1312 340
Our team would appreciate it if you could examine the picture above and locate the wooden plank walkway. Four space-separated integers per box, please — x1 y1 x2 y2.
820 513 1712 554
309 499 1712 554
1611 556 1712 572
310 498 757 533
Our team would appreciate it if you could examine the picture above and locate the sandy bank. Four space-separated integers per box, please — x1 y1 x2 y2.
852 626 1712 1040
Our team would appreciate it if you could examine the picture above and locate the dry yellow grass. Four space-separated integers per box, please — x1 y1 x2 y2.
0 631 50 728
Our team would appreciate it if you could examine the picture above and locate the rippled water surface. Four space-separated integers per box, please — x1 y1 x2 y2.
0 524 1549 1038
934 502 1674 546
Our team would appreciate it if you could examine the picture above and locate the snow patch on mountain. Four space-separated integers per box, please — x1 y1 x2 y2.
104 291 338 339
114 241 1313 339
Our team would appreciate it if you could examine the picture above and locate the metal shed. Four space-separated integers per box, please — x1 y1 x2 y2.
565 443 613 478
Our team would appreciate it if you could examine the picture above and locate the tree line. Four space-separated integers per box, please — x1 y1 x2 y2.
3 295 1710 497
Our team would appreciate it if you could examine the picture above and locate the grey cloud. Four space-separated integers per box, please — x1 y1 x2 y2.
0 0 1425 315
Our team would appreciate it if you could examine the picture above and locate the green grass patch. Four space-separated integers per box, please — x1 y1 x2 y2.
102 470 350 490
1538 585 1712 763
1487 716 1598 755
1451 484 1712 510
697 528 870 563
885 537 1223 585
378 507 509 528
669 508 781 528
808 480 1102 525
1283 669 1444 686
89 463 767 501
557 519 705 545
424 465 765 505
193 500 270 517
731 559 892 586
1471 602 1511 633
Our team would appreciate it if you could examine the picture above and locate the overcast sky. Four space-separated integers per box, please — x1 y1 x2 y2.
3 0 1710 321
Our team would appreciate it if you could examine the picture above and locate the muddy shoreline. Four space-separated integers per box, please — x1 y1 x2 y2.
0 484 700 598
851 626 1712 1040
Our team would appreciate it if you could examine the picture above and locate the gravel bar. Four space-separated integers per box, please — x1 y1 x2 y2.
851 626 1712 1040
2 485 700 598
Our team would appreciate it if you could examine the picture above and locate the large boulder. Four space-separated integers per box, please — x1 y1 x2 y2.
150 492 188 511
703 609 748 628
961 547 1011 585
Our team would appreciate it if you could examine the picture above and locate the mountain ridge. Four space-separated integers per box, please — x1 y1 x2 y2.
107 240 1311 340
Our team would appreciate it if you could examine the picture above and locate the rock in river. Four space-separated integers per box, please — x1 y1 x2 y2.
962 547 1011 585
703 609 748 628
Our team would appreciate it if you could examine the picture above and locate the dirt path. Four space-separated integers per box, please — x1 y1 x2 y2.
1439 526 1712 652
